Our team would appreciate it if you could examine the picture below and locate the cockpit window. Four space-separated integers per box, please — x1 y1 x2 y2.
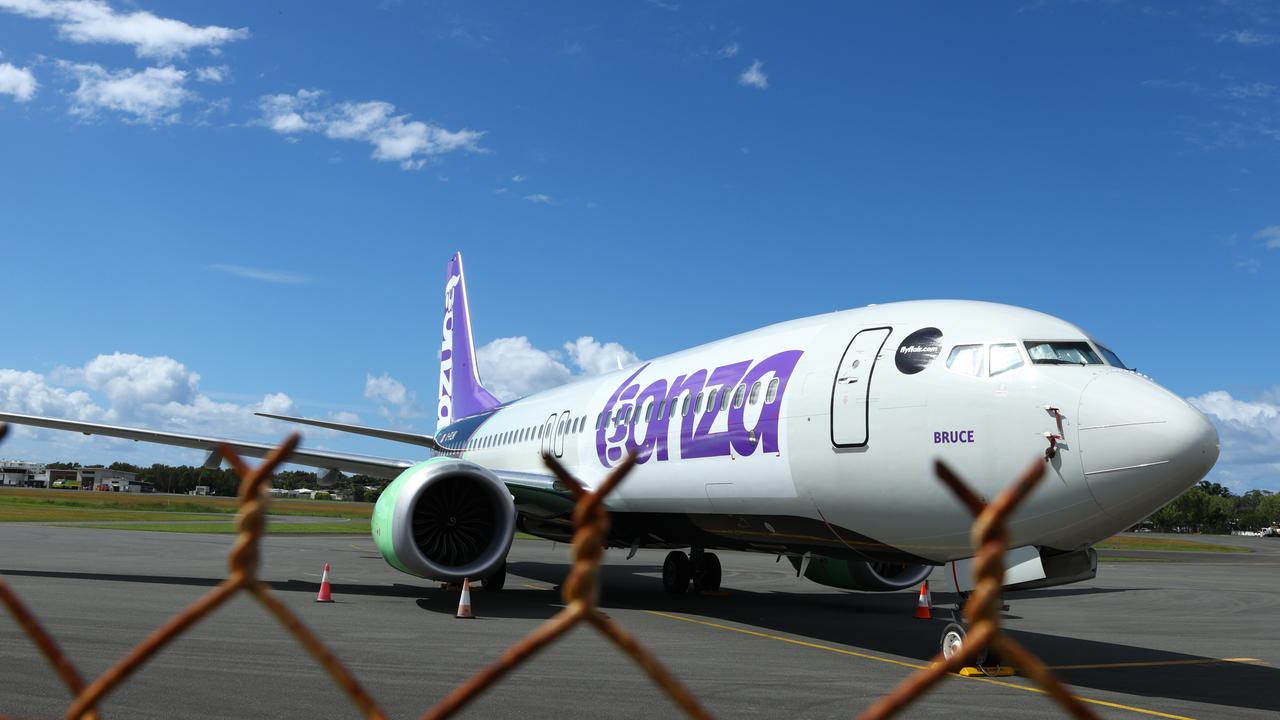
946 345 986 377
1097 344 1128 369
1024 341 1102 366
990 343 1024 376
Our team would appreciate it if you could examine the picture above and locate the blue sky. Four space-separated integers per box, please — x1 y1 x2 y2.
1 1 1277 491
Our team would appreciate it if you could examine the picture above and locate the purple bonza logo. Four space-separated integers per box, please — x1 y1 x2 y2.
596 350 804 467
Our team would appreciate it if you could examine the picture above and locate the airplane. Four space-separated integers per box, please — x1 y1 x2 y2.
0 251 1219 660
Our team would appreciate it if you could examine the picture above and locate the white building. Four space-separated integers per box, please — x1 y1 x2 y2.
0 461 44 487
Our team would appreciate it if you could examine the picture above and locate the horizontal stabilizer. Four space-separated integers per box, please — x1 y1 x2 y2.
254 412 447 452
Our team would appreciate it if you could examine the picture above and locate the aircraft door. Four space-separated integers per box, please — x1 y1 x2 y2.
830 327 892 447
554 411 570 457
541 414 558 456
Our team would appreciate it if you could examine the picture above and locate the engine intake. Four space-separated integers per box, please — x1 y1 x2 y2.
372 458 515 582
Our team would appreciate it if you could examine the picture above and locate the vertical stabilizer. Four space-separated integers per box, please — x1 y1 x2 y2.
439 253 501 427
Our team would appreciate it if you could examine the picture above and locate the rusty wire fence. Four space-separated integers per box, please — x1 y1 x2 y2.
0 421 1098 719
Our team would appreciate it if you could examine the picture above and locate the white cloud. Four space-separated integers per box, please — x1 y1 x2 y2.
1217 30 1279 47
258 89 485 171
208 263 314 285
0 0 248 60
0 62 38 101
194 65 228 84
60 61 190 124
716 42 740 59
738 59 768 90
1187 388 1280 491
511 174 526 182
476 336 638 402
364 372 418 419
0 354 302 464
331 410 361 425
564 336 640 376
1255 225 1280 249
523 193 552 204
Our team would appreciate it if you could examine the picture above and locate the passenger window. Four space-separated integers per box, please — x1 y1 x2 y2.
681 394 691 417
721 387 731 411
765 378 779 404
748 381 761 405
644 402 653 422
705 389 717 412
732 384 746 409
695 392 705 414
947 345 986 377
990 344 1024 376
655 399 665 421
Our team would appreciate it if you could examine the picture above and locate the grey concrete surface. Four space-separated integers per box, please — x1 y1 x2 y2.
0 526 1276 719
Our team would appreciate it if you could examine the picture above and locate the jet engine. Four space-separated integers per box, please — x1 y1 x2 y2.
791 556 934 592
371 458 516 582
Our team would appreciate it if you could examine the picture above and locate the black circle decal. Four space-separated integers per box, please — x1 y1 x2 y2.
896 327 942 375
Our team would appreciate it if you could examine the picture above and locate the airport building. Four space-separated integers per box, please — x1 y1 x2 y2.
25 466 155 493
0 461 45 486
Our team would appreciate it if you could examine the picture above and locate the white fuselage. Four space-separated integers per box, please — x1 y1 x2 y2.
444 300 1218 563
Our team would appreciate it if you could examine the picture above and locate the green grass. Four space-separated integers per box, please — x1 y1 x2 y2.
68 520 372 535
0 505 236 523
0 488 372 519
1097 535 1248 553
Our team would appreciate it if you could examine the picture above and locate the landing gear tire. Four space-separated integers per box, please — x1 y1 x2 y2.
662 551 691 594
692 552 721 592
482 561 506 592
940 622 988 667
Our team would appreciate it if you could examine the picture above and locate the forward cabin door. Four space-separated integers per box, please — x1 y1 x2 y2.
830 327 892 447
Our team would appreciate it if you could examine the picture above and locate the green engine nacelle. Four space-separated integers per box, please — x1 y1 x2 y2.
788 555 933 592
371 457 516 581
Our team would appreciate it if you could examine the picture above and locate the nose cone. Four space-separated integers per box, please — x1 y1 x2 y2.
1077 372 1219 521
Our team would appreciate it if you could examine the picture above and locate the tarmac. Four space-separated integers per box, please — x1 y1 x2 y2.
0 526 1276 719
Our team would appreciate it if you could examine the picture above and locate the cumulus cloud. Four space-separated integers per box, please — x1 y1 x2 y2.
1255 225 1280 249
365 372 418 419
0 62 38 101
0 353 301 464
738 59 768 90
60 61 190 124
0 0 248 60
208 263 314 285
476 336 638 403
1187 388 1280 491
258 89 485 170
194 65 228 84
523 193 552 204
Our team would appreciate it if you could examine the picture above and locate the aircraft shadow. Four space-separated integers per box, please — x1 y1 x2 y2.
457 560 1275 715
0 567 428 600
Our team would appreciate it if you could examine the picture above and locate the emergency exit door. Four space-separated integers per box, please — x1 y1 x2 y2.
830 327 892 447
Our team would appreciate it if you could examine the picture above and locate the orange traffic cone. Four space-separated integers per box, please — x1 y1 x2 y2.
316 563 334 603
914 581 931 619
456 578 474 619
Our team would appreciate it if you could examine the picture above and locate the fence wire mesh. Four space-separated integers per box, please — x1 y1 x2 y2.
0 421 1099 718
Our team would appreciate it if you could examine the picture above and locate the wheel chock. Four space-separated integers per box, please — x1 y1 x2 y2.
959 666 1017 677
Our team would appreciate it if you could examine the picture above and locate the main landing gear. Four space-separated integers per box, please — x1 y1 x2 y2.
662 549 721 594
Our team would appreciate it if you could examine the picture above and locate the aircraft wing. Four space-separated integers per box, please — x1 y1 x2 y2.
0 412 415 479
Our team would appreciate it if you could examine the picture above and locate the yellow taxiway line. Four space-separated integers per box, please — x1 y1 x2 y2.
642 610 1203 720
1048 658 1263 671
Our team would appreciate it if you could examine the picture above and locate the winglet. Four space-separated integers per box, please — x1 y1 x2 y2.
438 252 501 427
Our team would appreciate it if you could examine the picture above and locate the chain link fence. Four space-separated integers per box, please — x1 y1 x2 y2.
0 421 1097 718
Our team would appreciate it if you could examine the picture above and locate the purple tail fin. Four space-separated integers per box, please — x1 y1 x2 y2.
438 252 500 427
